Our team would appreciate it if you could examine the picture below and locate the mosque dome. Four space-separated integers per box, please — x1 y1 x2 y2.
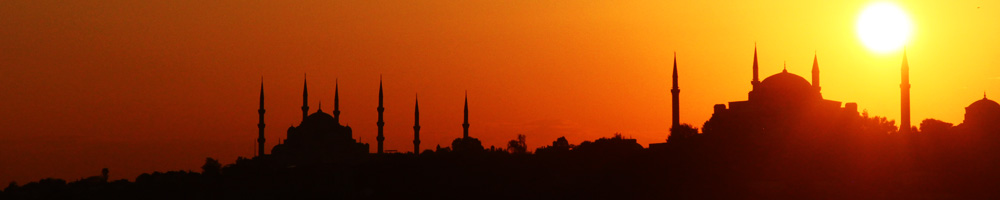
750 70 820 102
967 96 1000 111
759 70 812 91
964 96 1000 127
301 111 336 127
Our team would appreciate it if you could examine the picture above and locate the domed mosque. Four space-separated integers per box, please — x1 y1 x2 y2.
269 79 369 162
702 47 858 137
959 94 1000 131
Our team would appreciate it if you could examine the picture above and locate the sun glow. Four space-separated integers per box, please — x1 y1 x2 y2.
856 2 913 53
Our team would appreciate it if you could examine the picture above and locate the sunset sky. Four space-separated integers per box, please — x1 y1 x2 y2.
2 0 999 184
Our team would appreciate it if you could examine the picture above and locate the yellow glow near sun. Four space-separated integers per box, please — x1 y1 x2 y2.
856 2 913 53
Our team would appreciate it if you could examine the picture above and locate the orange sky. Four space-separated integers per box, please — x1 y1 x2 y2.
2 0 999 184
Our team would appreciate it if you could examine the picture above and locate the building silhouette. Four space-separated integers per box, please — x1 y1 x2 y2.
701 47 858 138
269 78 369 162
452 91 484 152
254 77 492 157
413 94 421 154
377 77 385 154
334 79 341 125
301 77 309 121
958 94 1000 132
671 52 681 131
901 50 912 133
463 91 470 138
651 53 697 147
257 80 266 156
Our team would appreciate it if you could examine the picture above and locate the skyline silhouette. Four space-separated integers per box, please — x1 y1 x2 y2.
7 47 1000 198
7 78 1000 198
3 1 1000 197
244 46 932 155
4 46 998 186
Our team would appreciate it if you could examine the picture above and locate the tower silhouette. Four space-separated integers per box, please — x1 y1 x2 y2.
376 77 385 154
334 79 341 125
751 44 760 89
671 52 680 130
463 91 470 139
302 76 309 122
812 52 820 90
257 80 266 156
900 50 911 133
413 94 421 154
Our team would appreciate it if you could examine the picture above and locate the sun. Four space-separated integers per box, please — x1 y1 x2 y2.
856 2 913 53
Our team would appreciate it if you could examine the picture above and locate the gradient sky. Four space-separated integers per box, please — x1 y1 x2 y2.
2 0 999 184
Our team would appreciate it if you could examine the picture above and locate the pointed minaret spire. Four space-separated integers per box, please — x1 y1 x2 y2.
671 52 681 132
334 79 341 125
812 51 820 90
782 61 787 73
376 76 385 154
900 49 911 134
257 78 266 157
672 52 679 88
413 94 421 154
463 91 470 139
302 75 309 122
752 44 760 88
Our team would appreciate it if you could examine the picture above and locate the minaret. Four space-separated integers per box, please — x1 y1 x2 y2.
334 79 341 125
376 77 385 154
463 91 470 139
751 44 760 89
257 80 266 156
900 50 911 133
670 52 680 130
301 75 309 122
812 52 820 90
413 94 421 154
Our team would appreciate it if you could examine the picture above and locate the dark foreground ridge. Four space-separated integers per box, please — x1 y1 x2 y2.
6 125 1000 199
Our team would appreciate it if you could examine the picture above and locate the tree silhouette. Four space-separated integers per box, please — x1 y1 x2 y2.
101 168 109 181
4 182 16 193
920 118 953 134
535 136 573 155
573 133 642 156
451 137 484 152
667 124 698 143
507 134 527 154
860 111 898 134
201 157 221 176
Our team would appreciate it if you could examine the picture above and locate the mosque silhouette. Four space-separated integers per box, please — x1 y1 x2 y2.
253 76 484 162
